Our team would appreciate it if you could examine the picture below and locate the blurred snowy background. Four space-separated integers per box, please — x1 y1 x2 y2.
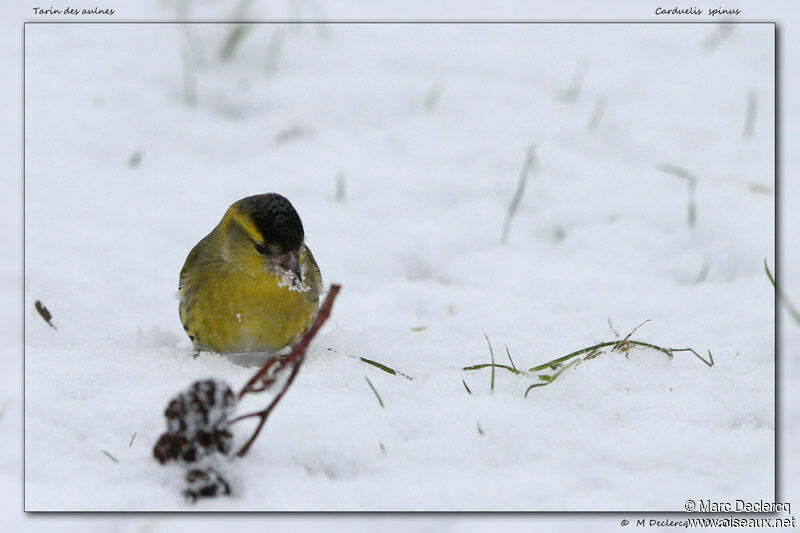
5 0 799 530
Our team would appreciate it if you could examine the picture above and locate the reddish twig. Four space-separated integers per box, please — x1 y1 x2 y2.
235 358 304 457
234 284 341 457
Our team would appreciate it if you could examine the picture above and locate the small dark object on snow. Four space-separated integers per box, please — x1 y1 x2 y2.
153 433 196 464
152 285 343 501
128 149 144 168
164 379 236 435
183 466 231 502
35 300 56 329
153 379 236 464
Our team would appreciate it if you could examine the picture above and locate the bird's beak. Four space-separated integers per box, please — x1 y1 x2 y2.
280 249 303 283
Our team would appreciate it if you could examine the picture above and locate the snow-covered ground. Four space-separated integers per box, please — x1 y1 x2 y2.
22 18 776 512
4 0 799 529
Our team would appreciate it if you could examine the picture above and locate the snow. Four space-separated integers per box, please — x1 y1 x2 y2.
278 266 312 292
21 14 777 512
4 0 799 529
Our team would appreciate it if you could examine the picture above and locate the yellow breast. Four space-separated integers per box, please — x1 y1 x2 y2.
179 245 321 353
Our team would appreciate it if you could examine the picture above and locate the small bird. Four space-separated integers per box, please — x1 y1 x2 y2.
178 193 322 354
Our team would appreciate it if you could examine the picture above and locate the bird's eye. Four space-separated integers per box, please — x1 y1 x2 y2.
254 243 267 255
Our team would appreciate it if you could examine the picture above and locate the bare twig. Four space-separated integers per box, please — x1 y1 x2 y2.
234 284 341 457
612 319 652 352
235 358 303 457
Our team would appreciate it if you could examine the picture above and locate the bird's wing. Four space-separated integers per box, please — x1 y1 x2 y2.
302 243 323 300
178 234 211 291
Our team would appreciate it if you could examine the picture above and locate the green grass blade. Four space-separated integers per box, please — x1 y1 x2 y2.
101 450 118 464
765 259 800 325
484 334 495 393
505 345 517 372
365 376 384 408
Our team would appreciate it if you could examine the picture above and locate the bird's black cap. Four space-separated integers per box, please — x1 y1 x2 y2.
239 193 304 252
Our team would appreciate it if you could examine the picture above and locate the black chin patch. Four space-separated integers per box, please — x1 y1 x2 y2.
238 193 304 252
